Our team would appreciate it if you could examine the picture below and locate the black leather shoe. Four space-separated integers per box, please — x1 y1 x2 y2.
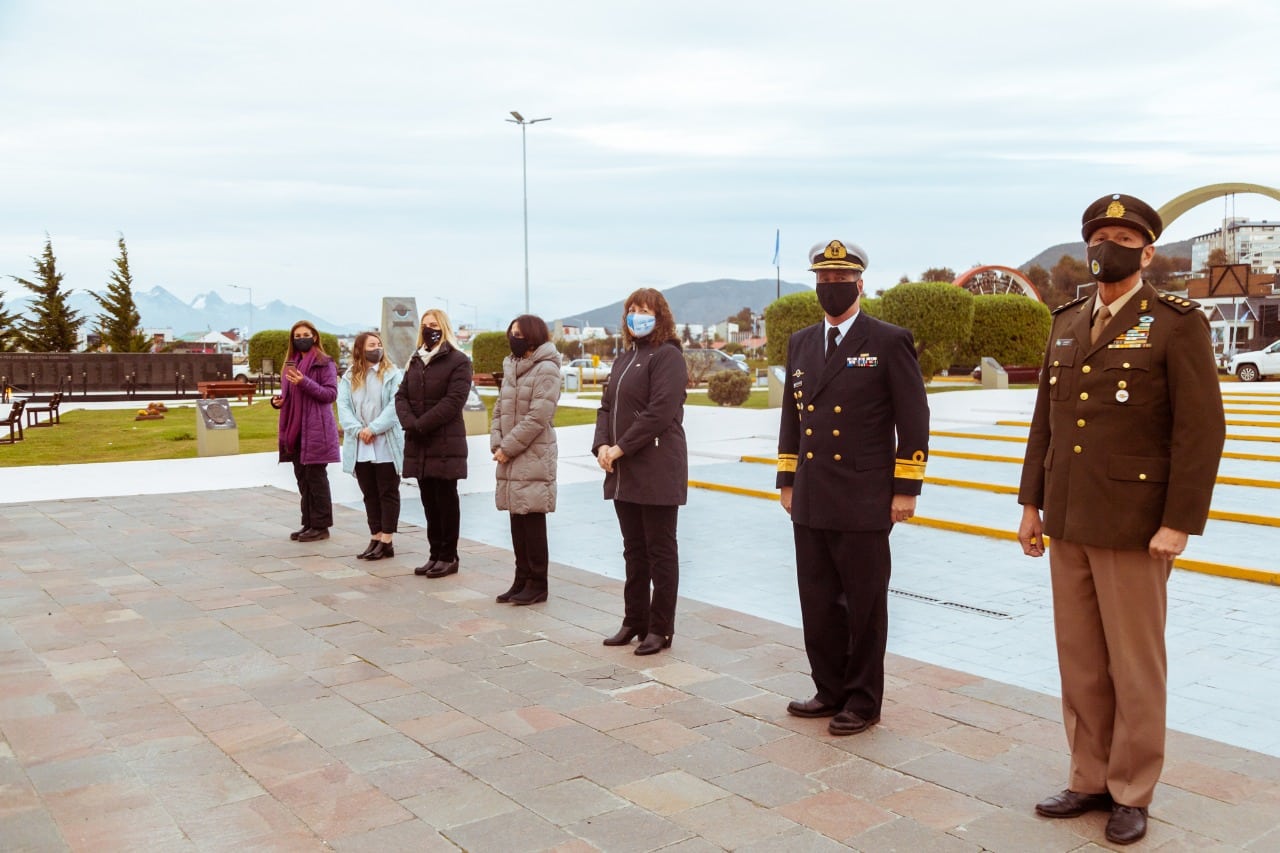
510 585 547 605
634 633 671 655
424 559 459 578
602 626 642 646
290 527 308 541
296 528 329 542
1105 805 1147 845
496 579 526 603
1035 789 1113 819
365 542 394 561
414 560 438 576
356 539 379 559
786 697 841 718
828 710 879 736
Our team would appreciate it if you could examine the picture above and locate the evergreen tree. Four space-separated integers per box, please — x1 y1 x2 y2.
93 236 149 352
0 288 19 352
13 237 83 352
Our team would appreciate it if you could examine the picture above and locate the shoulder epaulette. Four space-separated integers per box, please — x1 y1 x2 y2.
1052 294 1090 315
1155 292 1200 314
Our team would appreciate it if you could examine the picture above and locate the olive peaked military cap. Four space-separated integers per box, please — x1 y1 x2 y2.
808 239 868 272
1081 193 1163 244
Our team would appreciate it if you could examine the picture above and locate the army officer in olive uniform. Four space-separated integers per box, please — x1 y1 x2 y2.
1018 194 1225 846
777 239 930 736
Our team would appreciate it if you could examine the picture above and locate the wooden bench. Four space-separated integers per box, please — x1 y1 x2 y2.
196 381 256 405
1 399 26 444
26 391 63 427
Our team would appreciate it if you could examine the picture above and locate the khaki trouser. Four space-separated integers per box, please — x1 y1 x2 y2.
1049 538 1172 808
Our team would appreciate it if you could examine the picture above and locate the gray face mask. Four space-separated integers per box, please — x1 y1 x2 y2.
365 349 383 365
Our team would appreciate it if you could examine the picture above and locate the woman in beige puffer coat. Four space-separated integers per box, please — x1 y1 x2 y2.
491 315 562 605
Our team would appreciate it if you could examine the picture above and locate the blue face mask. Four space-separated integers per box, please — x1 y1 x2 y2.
627 312 656 337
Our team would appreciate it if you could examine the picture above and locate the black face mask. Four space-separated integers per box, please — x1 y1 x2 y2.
816 281 860 317
364 349 383 365
293 337 315 353
1087 241 1145 284
508 335 530 357
423 327 443 349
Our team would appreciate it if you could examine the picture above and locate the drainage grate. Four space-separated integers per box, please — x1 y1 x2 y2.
889 587 1011 619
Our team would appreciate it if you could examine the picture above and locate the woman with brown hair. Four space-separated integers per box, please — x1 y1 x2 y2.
337 331 405 560
271 320 341 542
395 308 472 578
592 288 688 655
491 314 561 605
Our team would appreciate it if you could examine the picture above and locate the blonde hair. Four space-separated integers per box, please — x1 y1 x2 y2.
349 330 392 392
416 308 460 351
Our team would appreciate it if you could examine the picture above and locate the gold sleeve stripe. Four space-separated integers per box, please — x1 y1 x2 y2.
894 453 927 481
777 454 798 473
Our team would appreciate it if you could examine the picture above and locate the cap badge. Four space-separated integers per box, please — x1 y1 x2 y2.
1106 200 1126 218
823 240 848 261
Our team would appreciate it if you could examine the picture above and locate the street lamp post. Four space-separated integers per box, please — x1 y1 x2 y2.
228 284 253 356
459 302 480 331
434 295 451 316
506 110 551 314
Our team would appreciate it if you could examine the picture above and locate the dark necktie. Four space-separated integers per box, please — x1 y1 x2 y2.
826 326 840 361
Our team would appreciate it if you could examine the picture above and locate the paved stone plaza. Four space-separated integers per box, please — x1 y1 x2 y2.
2 388 1278 850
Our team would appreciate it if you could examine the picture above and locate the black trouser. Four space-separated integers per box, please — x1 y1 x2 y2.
354 461 400 535
292 461 333 530
613 501 679 638
793 523 891 721
417 477 460 561
509 512 548 588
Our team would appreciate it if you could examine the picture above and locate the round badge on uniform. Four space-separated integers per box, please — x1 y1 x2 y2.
1091 260 1101 275
1116 389 1130 403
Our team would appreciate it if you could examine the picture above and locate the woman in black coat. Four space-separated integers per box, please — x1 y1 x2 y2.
395 308 472 578
592 288 688 655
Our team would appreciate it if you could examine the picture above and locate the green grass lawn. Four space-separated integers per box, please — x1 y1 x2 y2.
1 398 599 468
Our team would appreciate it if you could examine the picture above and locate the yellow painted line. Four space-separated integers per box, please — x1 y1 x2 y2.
740 455 778 466
1224 450 1280 462
687 480 1279 584
940 427 1280 446
1224 407 1280 415
1221 392 1280 400
925 448 1024 464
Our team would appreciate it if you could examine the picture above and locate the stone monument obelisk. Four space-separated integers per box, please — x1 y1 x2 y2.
381 298 419 367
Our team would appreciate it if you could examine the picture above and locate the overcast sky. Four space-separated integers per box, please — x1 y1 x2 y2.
3 0 1279 330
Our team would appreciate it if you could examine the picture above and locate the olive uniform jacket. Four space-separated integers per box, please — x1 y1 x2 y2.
776 313 930 531
1018 283 1225 550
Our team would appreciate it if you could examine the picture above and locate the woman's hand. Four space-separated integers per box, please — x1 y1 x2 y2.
493 448 510 464
358 427 374 444
597 444 623 473
270 395 283 409
284 365 303 385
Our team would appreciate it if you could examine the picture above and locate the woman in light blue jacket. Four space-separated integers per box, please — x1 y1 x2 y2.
337 330 405 560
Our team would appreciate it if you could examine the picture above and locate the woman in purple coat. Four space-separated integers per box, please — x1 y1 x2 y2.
271 320 341 542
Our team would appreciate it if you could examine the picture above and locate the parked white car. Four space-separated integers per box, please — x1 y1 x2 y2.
561 358 611 383
1229 341 1280 382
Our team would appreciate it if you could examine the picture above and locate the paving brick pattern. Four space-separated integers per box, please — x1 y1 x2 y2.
2 488 1278 851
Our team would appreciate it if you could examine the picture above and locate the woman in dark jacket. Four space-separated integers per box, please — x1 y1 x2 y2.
396 308 472 578
592 288 688 655
271 320 341 542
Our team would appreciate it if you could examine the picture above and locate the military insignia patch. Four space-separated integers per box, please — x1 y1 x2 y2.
1106 200 1126 218
1108 315 1154 349
847 354 879 368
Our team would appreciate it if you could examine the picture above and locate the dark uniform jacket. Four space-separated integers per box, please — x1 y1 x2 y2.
592 339 688 506
1018 283 1225 550
395 343 472 481
776 313 930 531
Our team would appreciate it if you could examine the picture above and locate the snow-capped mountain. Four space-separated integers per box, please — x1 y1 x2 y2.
6 285 369 338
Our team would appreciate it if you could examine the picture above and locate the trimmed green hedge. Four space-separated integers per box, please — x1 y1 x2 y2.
249 329 339 373
877 282 974 380
955 294 1052 368
470 331 510 375
764 290 823 365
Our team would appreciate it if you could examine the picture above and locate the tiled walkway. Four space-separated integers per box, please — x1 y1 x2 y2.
2 487 1278 851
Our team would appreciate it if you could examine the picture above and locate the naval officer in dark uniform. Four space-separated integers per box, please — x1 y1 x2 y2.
777 239 930 736
1018 194 1225 845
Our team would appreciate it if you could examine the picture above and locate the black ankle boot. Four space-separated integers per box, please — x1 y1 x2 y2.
356 539 379 559
510 584 547 606
365 541 394 561
602 625 642 646
496 578 527 603
635 633 672 656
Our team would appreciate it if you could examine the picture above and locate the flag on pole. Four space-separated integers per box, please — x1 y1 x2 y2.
771 229 780 266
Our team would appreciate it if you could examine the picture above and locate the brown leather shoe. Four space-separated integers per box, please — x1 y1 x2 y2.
1105 805 1148 845
828 710 879 735
786 697 840 718
1035 789 1113 818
